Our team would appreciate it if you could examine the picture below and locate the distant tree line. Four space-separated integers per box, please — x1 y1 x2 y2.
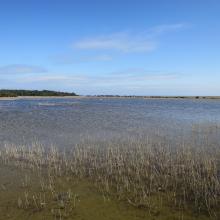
0 89 77 97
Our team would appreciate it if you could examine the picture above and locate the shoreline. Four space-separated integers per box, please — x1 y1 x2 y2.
0 95 220 101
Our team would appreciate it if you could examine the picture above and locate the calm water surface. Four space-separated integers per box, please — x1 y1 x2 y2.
0 98 220 148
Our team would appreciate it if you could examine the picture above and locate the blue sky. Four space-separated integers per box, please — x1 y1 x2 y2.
0 0 220 95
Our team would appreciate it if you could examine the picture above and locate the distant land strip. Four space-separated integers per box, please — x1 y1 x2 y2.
90 95 220 99
0 89 77 97
0 90 220 99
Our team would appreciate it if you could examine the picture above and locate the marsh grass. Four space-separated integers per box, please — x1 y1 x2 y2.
0 128 220 219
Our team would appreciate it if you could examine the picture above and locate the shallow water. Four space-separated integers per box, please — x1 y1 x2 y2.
1 97 220 220
0 97 220 148
0 165 211 220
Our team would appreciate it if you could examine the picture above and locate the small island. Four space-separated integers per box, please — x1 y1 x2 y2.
0 89 77 97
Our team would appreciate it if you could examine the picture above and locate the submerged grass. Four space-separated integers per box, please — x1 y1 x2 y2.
0 132 220 219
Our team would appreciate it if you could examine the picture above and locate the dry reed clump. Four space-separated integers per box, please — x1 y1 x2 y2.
0 138 219 218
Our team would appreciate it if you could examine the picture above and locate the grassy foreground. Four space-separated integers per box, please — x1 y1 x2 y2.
0 137 219 220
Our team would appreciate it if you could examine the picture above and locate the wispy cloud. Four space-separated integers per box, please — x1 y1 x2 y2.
52 54 112 64
0 64 47 74
20 75 86 83
2 68 183 95
73 32 156 53
89 69 180 85
51 23 188 65
148 23 189 36
17 69 180 86
72 23 188 53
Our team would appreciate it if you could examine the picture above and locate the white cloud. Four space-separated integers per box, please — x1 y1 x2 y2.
2 68 183 95
148 23 189 36
72 23 188 53
73 32 156 53
17 69 180 87
0 64 47 74
19 75 86 83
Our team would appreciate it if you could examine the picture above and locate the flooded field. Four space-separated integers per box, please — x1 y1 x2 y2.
0 98 220 219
